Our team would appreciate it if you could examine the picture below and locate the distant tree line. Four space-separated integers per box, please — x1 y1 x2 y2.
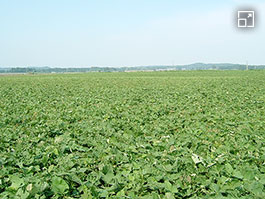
1 63 265 73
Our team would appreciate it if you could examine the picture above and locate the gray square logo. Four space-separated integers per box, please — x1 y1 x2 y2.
238 11 254 28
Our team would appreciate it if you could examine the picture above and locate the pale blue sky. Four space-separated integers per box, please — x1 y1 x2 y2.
0 0 264 67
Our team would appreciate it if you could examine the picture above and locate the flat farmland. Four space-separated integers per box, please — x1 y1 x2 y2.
0 71 264 198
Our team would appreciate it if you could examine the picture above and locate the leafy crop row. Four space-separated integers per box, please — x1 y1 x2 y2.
0 71 264 198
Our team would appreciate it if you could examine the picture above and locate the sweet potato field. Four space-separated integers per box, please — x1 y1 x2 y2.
0 71 264 198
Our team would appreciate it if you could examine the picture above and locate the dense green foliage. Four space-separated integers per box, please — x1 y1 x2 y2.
0 71 264 198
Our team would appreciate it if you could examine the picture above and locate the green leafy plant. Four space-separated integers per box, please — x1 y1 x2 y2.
0 71 264 198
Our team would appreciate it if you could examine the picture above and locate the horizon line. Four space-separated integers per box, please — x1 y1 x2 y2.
0 62 263 68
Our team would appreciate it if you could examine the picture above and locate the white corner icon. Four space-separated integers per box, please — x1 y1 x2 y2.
238 11 255 28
